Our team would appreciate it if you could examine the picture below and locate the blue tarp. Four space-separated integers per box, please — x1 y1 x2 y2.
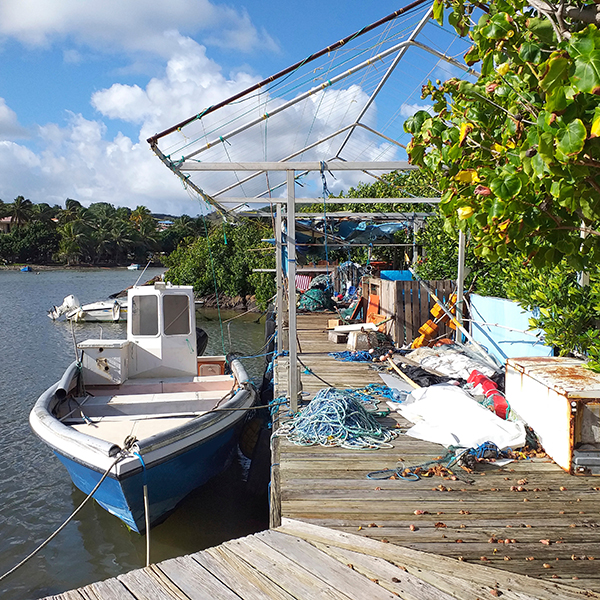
469 294 553 364
380 270 413 281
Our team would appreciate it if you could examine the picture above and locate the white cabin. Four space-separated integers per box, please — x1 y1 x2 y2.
79 283 198 385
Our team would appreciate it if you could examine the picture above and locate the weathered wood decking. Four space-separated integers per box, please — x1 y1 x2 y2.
44 520 600 600
44 311 600 599
271 312 600 593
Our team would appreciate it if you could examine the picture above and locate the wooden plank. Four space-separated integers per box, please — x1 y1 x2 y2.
48 592 87 600
270 431 282 528
276 519 600 600
419 282 430 335
404 284 415 342
220 535 353 599
204 544 296 600
256 530 397 600
314 542 544 600
156 555 241 600
117 567 180 600
192 548 286 600
79 578 137 600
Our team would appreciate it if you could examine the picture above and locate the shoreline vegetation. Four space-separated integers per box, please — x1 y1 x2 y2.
2 263 261 311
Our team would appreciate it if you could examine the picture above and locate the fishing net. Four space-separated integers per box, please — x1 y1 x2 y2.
273 387 396 449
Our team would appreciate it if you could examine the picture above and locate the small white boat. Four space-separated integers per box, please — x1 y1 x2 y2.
31 282 255 532
48 295 127 322
127 263 141 270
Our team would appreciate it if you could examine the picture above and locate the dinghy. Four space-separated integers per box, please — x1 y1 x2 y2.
31 281 256 532
48 294 128 322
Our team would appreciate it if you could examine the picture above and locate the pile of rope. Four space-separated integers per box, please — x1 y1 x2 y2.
329 350 373 362
273 387 396 449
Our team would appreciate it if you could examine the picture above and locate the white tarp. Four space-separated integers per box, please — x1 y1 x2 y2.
397 384 526 450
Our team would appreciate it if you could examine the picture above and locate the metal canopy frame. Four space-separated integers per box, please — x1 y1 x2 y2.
148 3 474 408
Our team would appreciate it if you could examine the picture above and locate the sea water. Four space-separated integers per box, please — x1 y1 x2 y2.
0 268 268 599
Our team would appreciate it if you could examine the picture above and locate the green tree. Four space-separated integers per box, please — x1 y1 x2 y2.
406 0 600 269
164 219 276 308
9 196 33 229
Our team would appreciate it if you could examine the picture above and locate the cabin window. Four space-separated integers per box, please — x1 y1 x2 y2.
131 295 159 336
163 295 190 335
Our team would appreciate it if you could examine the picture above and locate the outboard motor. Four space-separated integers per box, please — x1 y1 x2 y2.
48 295 80 320
196 327 209 356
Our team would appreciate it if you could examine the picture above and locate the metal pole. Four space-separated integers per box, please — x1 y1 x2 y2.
456 229 466 333
275 204 284 356
334 7 433 158
286 170 299 411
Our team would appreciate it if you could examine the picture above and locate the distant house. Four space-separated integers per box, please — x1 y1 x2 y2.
157 220 174 231
0 216 12 234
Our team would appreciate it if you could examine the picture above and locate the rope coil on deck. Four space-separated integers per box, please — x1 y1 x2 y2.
273 387 397 449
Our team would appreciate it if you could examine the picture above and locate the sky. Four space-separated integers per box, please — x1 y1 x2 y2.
0 0 470 216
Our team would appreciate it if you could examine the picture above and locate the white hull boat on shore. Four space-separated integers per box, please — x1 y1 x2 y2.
48 295 127 322
32 282 255 531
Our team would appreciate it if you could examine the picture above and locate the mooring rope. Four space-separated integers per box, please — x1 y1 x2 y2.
0 449 127 583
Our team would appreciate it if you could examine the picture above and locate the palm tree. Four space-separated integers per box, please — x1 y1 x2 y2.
31 202 58 224
10 196 33 229
57 222 87 265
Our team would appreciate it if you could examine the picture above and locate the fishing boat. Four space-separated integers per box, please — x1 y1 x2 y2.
48 294 128 322
31 281 256 532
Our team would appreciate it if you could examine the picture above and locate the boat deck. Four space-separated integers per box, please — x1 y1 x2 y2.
270 312 600 593
61 375 238 444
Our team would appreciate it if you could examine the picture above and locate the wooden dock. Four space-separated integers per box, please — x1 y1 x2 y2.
45 312 600 599
44 519 600 599
271 313 600 593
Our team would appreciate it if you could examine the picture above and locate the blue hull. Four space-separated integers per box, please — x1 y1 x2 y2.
55 425 240 532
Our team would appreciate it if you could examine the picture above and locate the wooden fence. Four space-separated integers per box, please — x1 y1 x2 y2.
365 277 457 346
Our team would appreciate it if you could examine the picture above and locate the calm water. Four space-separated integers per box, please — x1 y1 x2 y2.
0 268 269 599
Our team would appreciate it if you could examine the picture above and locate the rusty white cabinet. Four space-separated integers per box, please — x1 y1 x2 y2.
506 357 600 475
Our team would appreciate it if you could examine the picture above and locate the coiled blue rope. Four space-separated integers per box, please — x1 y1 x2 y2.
273 387 396 449
329 350 373 362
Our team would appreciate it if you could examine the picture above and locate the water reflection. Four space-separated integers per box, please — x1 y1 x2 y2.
0 269 269 599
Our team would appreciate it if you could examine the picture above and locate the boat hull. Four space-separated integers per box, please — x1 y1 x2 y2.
54 420 242 532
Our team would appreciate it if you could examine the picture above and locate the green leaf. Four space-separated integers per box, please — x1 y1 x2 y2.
404 110 431 134
556 119 587 157
545 86 568 112
527 18 556 44
569 37 595 59
490 174 522 200
408 143 425 164
538 132 555 162
519 42 542 64
573 51 600 94
432 0 444 26
481 51 494 76
480 13 514 40
490 198 506 218
464 45 480 66
540 56 569 92
447 143 462 161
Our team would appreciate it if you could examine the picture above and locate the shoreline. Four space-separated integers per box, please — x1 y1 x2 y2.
0 264 164 271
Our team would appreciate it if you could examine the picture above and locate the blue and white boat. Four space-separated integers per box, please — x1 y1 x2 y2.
31 282 255 532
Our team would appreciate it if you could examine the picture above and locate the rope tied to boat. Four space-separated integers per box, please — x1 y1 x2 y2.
272 387 397 449
0 443 131 584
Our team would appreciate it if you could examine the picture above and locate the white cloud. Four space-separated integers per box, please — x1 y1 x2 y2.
0 98 29 140
0 0 278 57
0 25 404 215
400 103 434 118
